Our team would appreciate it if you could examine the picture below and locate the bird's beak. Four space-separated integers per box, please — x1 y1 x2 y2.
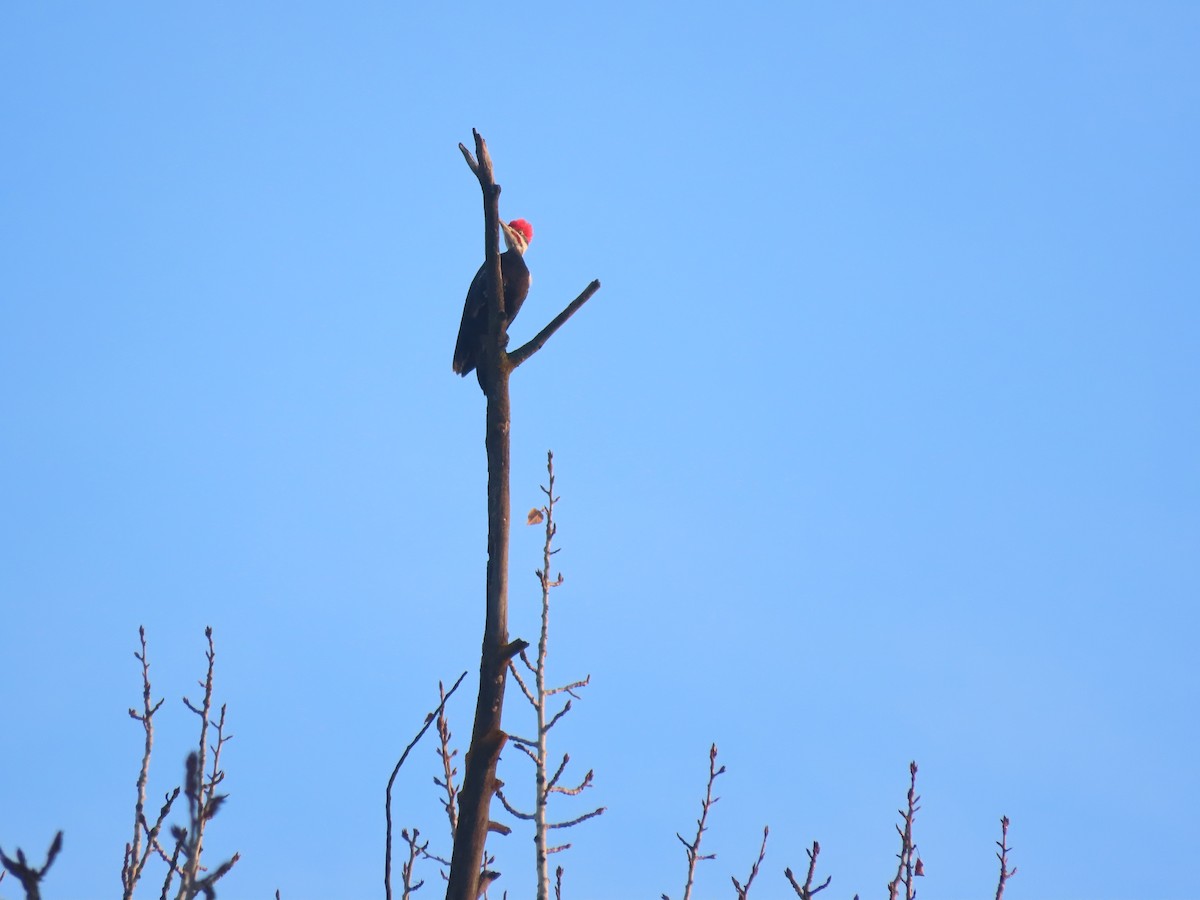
498 219 519 250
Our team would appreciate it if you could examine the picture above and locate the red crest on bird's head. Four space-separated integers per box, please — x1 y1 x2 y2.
508 219 534 245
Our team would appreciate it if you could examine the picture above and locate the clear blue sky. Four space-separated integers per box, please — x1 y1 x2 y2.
2 4 1197 899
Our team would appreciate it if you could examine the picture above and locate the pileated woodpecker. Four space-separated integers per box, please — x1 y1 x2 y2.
452 218 534 387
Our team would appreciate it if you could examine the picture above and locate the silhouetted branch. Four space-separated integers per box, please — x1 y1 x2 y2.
663 744 725 900
548 807 605 830
167 627 239 900
731 826 768 900
509 280 602 371
784 841 832 899
546 675 590 699
435 679 464 843
126 630 242 900
887 762 921 900
497 451 604 900
495 788 533 821
544 700 573 733
0 831 63 900
385 670 468 900
158 826 184 899
399 827 429 900
510 652 538 703
123 626 172 900
995 816 1017 900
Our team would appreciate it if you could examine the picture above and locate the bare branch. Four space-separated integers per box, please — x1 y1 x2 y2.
669 743 725 900
123 626 166 899
457 142 479 176
546 754 571 791
385 671 468 900
549 769 594 797
172 628 239 900
730 826 768 900
545 675 590 698
399 828 428 900
784 840 832 899
548 807 606 829
495 789 533 821
508 656 537 704
995 816 1017 900
509 280 602 371
436 679 463 841
887 762 921 900
544 700 573 733
0 831 63 900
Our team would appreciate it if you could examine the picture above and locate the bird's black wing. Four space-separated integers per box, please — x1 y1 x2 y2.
452 263 487 376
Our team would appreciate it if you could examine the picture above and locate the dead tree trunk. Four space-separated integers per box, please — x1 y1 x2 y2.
445 130 600 900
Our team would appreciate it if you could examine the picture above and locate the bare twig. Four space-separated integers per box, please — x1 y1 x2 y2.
887 762 921 900
663 743 725 900
458 142 481 176
141 787 182 871
995 816 1017 900
385 670 469 900
731 826 768 899
0 831 63 900
509 653 538 703
158 829 183 899
499 451 604 900
546 755 572 792
784 841 832 899
508 280 602 370
123 626 172 900
436 680 462 842
545 675 590 699
496 789 534 822
176 632 214 895
400 827 429 900
547 806 605 830
172 627 239 900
